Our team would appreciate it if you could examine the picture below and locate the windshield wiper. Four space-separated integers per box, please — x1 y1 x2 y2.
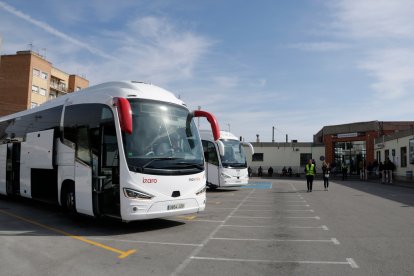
174 161 204 170
141 157 179 170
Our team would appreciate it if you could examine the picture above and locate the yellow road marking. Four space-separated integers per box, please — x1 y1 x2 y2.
214 202 221 205
176 215 197 220
0 209 136 259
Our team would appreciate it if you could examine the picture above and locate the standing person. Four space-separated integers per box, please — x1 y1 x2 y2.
305 159 316 192
258 166 263 177
384 158 395 184
379 161 385 183
322 161 330 191
248 166 252 177
268 166 274 177
287 167 292 177
341 162 348 180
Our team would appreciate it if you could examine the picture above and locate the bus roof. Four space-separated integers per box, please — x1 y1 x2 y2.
0 81 185 122
200 130 238 141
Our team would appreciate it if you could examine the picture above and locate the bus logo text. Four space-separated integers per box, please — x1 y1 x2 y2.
143 178 158 183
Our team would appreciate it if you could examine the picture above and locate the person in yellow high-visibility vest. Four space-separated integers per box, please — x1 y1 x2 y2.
305 159 316 192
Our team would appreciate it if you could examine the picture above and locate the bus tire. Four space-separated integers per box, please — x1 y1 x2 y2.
61 181 76 213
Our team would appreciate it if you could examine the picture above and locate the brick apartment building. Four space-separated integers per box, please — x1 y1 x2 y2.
0 50 89 117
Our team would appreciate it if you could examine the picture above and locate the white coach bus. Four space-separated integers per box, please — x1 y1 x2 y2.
200 130 253 189
0 81 220 221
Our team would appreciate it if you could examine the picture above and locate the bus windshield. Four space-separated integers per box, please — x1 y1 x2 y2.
123 99 204 175
220 139 247 168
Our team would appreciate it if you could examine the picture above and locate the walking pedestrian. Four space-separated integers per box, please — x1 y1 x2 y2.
305 159 316 192
322 161 330 191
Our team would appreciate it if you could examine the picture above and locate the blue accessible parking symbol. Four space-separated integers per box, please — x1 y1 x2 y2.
240 182 273 189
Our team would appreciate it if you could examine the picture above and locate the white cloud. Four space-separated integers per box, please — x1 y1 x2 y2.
288 42 350 51
331 0 414 39
326 0 414 101
358 48 414 99
82 16 213 85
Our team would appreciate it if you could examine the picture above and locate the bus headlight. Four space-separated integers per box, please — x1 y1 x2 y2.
221 173 231 179
196 186 206 195
123 188 154 200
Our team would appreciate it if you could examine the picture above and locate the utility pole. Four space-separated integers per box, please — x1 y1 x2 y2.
272 126 275 143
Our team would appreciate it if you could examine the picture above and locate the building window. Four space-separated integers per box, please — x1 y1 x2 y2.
401 147 407 168
32 85 39 93
39 88 47 96
31 102 38 108
252 153 264 161
385 149 390 161
376 151 381 162
49 93 56 100
33 68 40 77
41 72 48 80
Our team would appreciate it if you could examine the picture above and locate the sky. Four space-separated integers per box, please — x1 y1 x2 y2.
1 0 414 143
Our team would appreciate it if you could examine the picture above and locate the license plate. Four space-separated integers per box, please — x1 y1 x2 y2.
167 203 185 210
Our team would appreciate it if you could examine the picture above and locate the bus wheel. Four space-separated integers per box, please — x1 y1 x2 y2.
62 186 76 213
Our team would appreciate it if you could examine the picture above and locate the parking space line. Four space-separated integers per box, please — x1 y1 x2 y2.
284 209 314 212
172 189 257 275
174 218 225 223
230 215 321 219
221 224 329 230
205 207 236 210
0 209 136 259
232 209 315 212
190 256 359 268
285 216 321 219
211 237 340 245
175 215 197 220
347 258 360 268
92 237 203 247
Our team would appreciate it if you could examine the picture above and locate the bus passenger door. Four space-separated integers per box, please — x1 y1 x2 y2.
91 122 120 218
202 140 220 188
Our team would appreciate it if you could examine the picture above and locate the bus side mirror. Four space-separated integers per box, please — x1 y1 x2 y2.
192 110 220 141
241 142 254 155
114 97 132 134
217 140 225 156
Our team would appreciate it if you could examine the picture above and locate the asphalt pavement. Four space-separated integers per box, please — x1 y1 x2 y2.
1 178 414 275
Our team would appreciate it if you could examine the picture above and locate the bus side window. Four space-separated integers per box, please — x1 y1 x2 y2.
76 126 91 165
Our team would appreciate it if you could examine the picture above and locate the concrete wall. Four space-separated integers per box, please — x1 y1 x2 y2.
376 135 414 181
245 142 325 175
